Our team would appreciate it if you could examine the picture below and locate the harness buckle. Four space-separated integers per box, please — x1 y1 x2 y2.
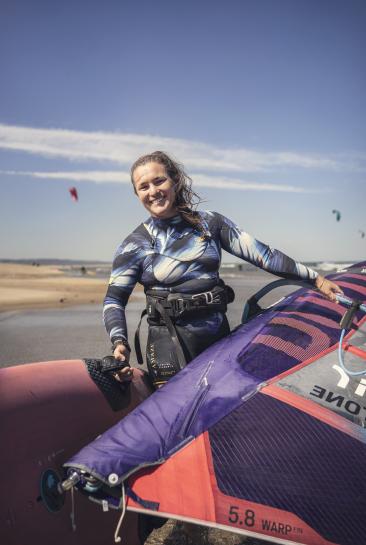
192 291 216 304
169 297 186 316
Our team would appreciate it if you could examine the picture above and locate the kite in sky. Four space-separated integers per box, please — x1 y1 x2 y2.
332 209 341 221
68 187 78 202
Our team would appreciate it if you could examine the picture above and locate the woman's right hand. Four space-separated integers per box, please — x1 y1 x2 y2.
113 343 133 381
113 343 130 363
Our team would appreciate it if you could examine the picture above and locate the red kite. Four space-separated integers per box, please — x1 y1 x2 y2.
69 187 78 202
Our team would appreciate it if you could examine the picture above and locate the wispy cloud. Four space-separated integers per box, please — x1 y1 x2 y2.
4 170 132 183
2 169 325 193
192 174 323 193
0 122 361 174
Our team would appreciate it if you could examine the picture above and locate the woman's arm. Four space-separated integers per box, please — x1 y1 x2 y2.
103 243 142 361
216 212 343 301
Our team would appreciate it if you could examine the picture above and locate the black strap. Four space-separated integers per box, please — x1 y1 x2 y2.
134 309 147 365
241 279 311 323
340 300 361 330
155 300 187 370
134 303 187 370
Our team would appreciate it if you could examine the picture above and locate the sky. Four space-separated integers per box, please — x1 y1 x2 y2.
0 0 365 264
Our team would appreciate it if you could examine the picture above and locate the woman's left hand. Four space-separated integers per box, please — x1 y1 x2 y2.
315 274 344 302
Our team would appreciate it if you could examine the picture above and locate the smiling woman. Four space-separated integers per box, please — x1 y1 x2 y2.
102 150 342 389
101 149 343 543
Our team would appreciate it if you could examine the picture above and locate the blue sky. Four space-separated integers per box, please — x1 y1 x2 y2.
0 0 365 263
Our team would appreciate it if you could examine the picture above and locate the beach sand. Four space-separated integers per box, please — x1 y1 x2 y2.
146 519 253 544
0 262 121 311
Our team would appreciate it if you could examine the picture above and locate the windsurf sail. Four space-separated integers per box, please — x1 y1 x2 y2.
63 262 366 545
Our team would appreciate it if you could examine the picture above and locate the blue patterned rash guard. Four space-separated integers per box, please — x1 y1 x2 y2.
103 211 318 346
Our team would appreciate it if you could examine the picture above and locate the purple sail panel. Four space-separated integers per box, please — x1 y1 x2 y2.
65 331 262 483
209 393 366 545
237 293 345 381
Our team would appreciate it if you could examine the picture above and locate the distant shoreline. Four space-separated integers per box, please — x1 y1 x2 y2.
0 262 142 313
0 259 358 313
0 256 357 274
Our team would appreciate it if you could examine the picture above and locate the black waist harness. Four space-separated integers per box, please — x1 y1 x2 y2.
134 283 234 383
146 283 232 321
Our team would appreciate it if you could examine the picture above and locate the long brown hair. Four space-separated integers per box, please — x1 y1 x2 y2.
130 151 205 232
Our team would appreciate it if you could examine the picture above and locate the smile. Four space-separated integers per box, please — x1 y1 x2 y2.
150 196 166 205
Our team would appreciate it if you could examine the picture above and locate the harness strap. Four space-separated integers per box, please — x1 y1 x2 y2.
155 300 187 370
134 304 187 369
134 309 147 365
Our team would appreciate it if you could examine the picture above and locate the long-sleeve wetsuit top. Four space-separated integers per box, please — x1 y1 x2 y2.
103 211 318 344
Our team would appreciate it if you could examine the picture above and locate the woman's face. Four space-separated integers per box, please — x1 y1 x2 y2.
132 162 177 219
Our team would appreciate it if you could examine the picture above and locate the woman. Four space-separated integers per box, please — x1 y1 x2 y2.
103 151 342 386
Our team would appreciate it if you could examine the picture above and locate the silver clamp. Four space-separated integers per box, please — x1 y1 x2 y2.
192 291 216 304
59 471 80 493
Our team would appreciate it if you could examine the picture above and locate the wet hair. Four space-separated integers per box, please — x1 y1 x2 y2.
130 151 205 232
